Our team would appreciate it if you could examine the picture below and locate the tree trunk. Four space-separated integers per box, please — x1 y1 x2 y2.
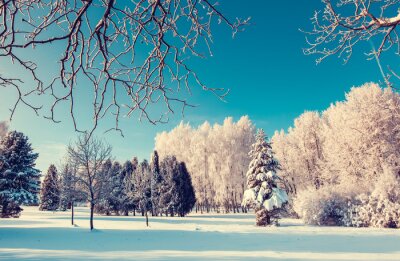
90 203 94 230
145 211 149 227
71 202 74 226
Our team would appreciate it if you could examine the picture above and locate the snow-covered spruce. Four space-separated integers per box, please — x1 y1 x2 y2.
39 165 60 211
242 129 288 226
0 131 41 218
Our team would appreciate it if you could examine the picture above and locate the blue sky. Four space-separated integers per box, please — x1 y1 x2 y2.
0 1 393 171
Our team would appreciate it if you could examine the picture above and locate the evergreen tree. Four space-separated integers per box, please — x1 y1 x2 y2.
120 160 134 216
242 129 288 226
0 131 41 218
39 165 60 211
108 161 123 215
150 151 162 216
175 162 196 217
59 162 83 225
94 159 113 215
126 157 139 216
135 160 152 226
159 156 179 216
159 156 196 217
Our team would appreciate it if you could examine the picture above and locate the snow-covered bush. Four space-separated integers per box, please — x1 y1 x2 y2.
293 186 352 226
349 170 400 228
350 194 400 228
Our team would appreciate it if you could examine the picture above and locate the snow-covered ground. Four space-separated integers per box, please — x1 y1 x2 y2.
0 207 399 260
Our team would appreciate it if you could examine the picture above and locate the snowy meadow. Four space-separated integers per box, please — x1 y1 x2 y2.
1 206 399 260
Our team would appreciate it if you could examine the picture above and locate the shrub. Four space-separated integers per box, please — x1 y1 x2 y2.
293 186 352 226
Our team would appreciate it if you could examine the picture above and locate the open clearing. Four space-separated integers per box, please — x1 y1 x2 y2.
0 207 399 260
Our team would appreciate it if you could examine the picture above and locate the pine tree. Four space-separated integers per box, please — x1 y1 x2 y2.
120 160 134 216
135 160 152 226
159 156 196 217
39 165 60 211
0 131 41 218
159 156 179 216
59 162 83 225
175 162 196 217
150 151 162 216
108 161 123 215
242 129 288 226
126 157 139 216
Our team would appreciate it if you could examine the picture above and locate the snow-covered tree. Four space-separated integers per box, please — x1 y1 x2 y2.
0 131 41 218
242 129 288 226
150 151 162 216
272 111 324 194
120 160 135 216
134 160 152 226
155 116 255 213
39 165 60 211
125 157 139 216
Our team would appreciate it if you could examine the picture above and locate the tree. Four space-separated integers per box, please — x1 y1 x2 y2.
155 116 255 213
134 160 152 226
120 160 135 216
0 131 41 218
126 157 139 216
67 135 112 230
150 151 162 216
0 1 249 133
39 165 61 211
272 111 324 194
303 0 400 86
159 156 196 217
242 129 288 226
175 162 196 217
59 161 83 225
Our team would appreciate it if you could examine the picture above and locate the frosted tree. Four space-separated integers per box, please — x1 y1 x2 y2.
155 116 255 213
39 165 61 211
0 131 41 218
322 83 400 187
272 111 324 194
303 0 400 86
242 129 288 226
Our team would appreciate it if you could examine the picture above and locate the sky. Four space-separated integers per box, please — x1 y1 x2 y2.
0 0 395 172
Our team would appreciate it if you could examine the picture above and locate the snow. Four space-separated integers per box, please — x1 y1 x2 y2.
262 188 288 211
0 207 399 260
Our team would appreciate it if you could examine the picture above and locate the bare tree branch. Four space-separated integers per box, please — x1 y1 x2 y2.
0 0 249 135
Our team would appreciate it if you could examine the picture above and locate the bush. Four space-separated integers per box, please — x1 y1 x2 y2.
350 194 400 228
293 186 352 226
349 171 400 228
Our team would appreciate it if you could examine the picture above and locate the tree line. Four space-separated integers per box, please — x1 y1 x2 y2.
272 83 400 228
39 135 196 230
155 116 255 214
